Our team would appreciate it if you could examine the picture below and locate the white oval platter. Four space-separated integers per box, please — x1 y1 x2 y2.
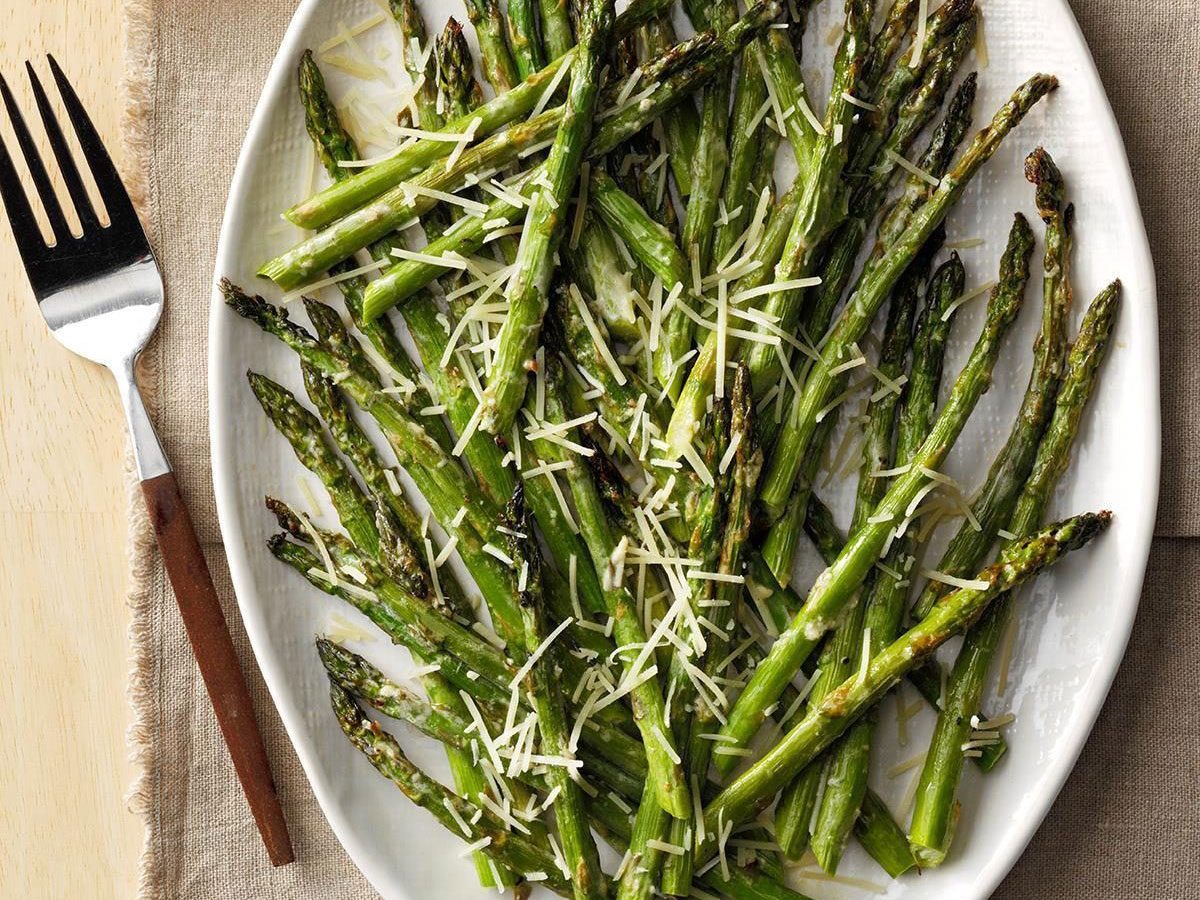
209 0 1159 897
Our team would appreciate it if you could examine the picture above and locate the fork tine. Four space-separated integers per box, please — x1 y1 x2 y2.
26 60 99 232
45 55 140 235
0 71 70 243
0 113 51 270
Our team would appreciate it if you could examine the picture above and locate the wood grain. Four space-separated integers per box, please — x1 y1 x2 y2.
0 1 142 896
139 471 294 866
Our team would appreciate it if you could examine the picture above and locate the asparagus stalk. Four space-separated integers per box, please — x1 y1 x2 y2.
746 101 781 209
266 108 559 291
565 215 642 341
299 292 512 566
270 518 511 692
271 516 645 757
662 171 807 454
739 0 873 394
798 260 951 867
702 511 1112 836
768 241 937 860
587 168 692 396
538 0 575 58
462 0 522 91
250 372 433 601
431 16 499 282
507 0 546 79
359 170 536 318
755 68 977 577
300 48 508 475
505 486 608 899
758 21 821 167
477 0 615 436
758 0 825 168
539 359 689 819
801 264 921 873
713 217 1035 775
906 284 1123 869
678 0 737 277
771 275 921 863
252 370 505 885
301 347 549 634
803 29 977 366
638 16 700 197
553 293 699 547
259 480 516 888
590 170 688 292
758 225 942 588
546 288 696 536
298 298 615 674
318 637 644 802
856 788 917 878
327 619 788 891
322 639 811 899
661 366 762 897
858 0 920 93
431 16 516 259
222 282 531 633
756 74 1057 521
300 48 606 623
614 779 670 899
911 147 1074 620
711 33 770 267
791 244 948 864
617 384 728 900
849 0 975 184
390 0 440 125
298 48 356 175
436 18 485 115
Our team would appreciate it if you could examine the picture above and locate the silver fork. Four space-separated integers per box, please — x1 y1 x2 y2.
0 56 293 866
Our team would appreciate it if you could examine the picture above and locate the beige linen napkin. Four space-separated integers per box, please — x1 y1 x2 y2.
122 0 1199 897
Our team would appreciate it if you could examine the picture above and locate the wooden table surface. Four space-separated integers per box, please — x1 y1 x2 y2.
0 1 143 896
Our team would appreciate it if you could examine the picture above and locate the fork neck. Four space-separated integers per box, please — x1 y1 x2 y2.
114 357 170 481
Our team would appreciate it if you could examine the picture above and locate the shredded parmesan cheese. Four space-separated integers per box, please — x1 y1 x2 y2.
921 569 992 591
942 280 1000 321
886 147 941 187
910 0 930 67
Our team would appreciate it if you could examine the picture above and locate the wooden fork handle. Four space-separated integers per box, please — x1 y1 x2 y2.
141 471 295 866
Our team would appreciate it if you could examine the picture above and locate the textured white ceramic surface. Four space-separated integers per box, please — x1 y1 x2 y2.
210 1 1159 896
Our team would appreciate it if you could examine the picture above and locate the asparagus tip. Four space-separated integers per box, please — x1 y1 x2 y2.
266 531 291 557
1024 147 1066 219
264 495 305 536
958 70 979 101
222 278 276 330
943 0 978 26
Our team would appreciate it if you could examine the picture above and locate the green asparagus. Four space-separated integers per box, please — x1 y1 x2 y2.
906 283 1122 868
757 74 1057 522
714 216 1035 774
911 147 1074 620
702 511 1112 837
